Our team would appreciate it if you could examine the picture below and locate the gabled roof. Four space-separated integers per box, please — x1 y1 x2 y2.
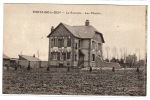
19 55 41 61
3 54 10 59
47 22 105 43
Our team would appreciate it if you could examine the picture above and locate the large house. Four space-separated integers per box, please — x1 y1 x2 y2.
47 20 105 68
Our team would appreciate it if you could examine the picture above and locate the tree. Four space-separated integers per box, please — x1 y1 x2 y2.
119 58 124 66
138 60 145 66
126 54 137 67
110 57 117 62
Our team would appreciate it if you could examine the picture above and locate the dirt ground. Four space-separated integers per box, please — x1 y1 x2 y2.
3 67 146 96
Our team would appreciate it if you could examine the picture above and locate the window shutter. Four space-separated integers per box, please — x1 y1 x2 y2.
57 52 60 60
51 39 54 48
67 38 71 47
64 37 67 47
56 38 58 47
63 52 66 61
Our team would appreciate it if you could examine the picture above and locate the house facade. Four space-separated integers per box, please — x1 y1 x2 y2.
47 20 105 68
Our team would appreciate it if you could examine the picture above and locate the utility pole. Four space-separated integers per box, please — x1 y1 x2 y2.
37 49 40 68
138 49 140 68
139 49 140 61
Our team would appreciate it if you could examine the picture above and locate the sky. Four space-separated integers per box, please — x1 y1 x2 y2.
3 4 147 61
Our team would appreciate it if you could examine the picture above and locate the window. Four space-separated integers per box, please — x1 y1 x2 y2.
67 52 71 59
75 43 78 50
51 39 54 47
79 40 81 48
57 38 64 48
58 39 61 48
75 55 77 61
92 41 96 49
60 52 63 60
57 52 60 60
62 52 66 61
64 38 67 47
61 38 64 47
54 38 56 47
98 43 101 50
92 54 95 61
58 39 60 48
67 37 71 47
51 52 57 60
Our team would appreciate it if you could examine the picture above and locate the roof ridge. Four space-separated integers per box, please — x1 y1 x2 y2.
73 25 92 27
48 22 104 42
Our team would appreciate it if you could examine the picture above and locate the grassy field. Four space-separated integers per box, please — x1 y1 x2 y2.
3 67 146 96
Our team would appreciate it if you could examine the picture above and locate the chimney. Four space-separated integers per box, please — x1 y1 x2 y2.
33 54 35 57
85 20 90 26
51 26 54 32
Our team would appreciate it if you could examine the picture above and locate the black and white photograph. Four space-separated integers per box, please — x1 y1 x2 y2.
2 4 147 96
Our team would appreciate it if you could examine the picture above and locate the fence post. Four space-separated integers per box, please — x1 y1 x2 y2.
47 66 50 71
27 61 31 70
89 67 92 72
136 67 139 73
112 67 115 72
